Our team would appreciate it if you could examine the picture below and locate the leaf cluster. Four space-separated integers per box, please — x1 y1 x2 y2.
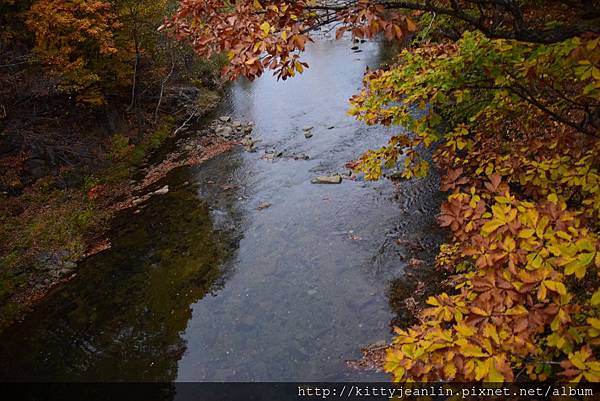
349 29 600 382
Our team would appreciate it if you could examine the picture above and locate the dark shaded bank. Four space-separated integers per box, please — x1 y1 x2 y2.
0 82 224 331
0 168 242 381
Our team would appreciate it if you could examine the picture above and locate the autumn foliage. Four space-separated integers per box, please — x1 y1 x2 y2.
162 0 416 80
349 29 600 382
24 0 123 103
2 0 181 105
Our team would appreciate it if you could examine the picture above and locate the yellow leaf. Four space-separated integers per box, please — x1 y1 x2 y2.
482 219 504 235
543 280 567 296
557 231 572 241
471 306 490 316
475 360 488 381
518 228 535 239
487 358 505 382
260 21 271 36
459 342 488 358
587 317 600 330
583 371 600 382
569 352 587 370
528 253 544 270
444 362 457 379
579 251 596 266
483 326 499 347
456 323 475 337
538 284 547 301
505 305 527 315
503 236 516 252
547 193 559 203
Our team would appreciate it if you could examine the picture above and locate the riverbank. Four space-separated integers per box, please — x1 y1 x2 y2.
0 90 263 332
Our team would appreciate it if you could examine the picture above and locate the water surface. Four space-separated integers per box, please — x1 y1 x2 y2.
0 34 443 382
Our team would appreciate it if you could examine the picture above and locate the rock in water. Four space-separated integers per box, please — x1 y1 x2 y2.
241 137 255 147
257 202 271 210
311 175 342 184
303 126 313 131
304 131 313 138
219 116 231 122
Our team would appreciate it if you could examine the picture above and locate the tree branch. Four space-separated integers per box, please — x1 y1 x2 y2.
307 1 600 44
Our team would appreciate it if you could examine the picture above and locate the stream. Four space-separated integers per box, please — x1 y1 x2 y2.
0 34 444 382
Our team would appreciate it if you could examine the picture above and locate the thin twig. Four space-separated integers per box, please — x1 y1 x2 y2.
173 110 197 137
154 48 176 123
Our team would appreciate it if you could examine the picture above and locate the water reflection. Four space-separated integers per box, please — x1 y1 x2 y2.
0 168 242 381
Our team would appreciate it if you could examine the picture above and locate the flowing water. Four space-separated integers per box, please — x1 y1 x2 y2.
0 34 444 382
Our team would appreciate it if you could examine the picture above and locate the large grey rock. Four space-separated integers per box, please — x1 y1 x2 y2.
219 116 231 122
311 175 342 184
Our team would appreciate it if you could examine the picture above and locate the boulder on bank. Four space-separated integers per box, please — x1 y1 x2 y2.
153 185 169 195
216 126 233 138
